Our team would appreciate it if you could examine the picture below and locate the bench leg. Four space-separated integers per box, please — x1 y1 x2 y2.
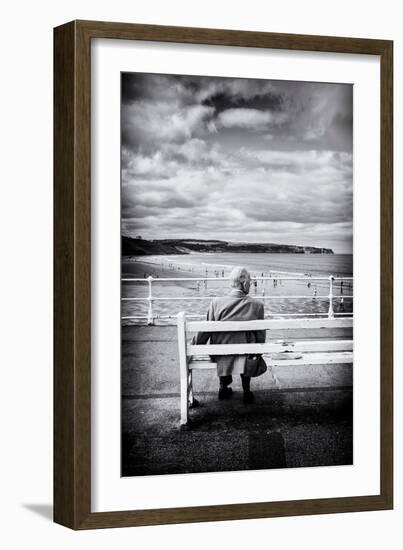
180 361 189 425
188 370 200 409
188 370 194 407
177 312 189 425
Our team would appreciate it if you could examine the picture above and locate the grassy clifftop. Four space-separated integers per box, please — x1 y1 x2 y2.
122 237 334 256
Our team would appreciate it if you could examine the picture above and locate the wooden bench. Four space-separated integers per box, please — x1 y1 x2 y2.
177 311 353 425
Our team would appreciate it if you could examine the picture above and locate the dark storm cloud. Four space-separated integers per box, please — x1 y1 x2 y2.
200 88 284 114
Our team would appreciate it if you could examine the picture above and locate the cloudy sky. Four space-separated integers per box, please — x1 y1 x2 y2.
121 73 353 253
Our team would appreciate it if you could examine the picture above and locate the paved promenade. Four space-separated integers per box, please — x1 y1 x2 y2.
122 326 353 476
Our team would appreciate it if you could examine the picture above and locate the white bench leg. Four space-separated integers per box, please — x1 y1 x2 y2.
180 361 189 425
177 312 189 425
188 370 196 408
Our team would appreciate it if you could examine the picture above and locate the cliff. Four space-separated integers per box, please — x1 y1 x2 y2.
122 237 334 256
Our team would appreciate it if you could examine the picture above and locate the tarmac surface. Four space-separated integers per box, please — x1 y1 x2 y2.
122 326 353 477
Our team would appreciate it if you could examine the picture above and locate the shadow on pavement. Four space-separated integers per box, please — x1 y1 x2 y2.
122 388 352 477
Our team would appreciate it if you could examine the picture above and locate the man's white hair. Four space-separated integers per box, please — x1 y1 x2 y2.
230 266 250 289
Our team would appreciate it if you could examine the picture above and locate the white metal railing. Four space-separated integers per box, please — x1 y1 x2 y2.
121 274 353 325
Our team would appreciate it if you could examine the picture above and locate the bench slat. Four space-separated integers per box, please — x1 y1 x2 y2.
188 340 353 356
189 351 353 369
188 361 217 369
269 351 353 367
187 317 353 332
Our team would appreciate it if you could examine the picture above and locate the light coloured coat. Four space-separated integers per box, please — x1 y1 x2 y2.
192 289 265 377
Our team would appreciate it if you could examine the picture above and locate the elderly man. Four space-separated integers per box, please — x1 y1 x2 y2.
192 266 266 404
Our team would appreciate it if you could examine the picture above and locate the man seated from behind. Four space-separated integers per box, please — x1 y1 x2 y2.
192 266 266 404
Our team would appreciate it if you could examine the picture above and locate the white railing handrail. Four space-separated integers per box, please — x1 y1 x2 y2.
122 295 353 301
121 312 353 320
122 275 353 282
121 274 353 324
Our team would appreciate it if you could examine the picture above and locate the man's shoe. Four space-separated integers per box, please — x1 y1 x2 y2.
218 387 233 400
243 390 254 404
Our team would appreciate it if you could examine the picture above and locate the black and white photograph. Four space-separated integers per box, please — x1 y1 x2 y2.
121 72 354 477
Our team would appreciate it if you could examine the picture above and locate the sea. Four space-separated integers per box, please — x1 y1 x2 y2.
157 252 353 278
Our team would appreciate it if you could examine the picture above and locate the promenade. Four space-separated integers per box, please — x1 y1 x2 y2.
122 325 353 477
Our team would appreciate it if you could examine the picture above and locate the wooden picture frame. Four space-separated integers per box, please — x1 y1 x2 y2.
54 20 393 529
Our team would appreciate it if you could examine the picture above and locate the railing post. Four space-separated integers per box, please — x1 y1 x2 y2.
327 275 334 319
147 276 154 325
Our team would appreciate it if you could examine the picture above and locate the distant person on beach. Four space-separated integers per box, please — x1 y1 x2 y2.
192 266 266 404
